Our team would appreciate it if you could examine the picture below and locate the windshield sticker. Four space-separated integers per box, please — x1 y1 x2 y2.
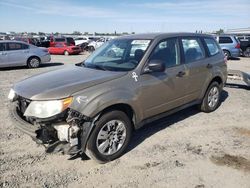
132 72 138 82
131 40 150 45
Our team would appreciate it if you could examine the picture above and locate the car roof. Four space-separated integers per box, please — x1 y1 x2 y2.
118 32 214 40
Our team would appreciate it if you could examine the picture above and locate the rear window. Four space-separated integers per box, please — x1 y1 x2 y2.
204 38 220 56
55 38 66 42
219 37 233 43
181 38 205 63
7 43 29 50
8 43 23 50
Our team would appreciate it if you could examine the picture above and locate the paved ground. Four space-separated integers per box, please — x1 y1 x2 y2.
0 54 250 188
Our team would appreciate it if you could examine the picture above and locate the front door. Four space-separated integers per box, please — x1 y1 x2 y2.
138 37 189 119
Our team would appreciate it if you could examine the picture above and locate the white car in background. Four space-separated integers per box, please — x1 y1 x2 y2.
0 40 51 68
74 36 90 46
87 37 111 51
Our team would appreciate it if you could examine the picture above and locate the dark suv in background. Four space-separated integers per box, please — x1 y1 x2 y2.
9 33 227 163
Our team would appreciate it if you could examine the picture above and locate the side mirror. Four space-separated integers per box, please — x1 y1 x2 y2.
145 60 165 73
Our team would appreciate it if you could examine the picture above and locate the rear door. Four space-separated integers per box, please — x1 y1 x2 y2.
180 37 210 102
6 42 29 66
139 37 190 118
0 43 8 67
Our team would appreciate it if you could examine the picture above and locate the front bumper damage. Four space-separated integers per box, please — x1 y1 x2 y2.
9 101 95 156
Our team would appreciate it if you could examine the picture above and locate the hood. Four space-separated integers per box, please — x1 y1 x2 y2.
14 66 127 100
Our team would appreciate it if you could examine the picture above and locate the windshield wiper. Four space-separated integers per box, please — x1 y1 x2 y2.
83 63 106 71
91 65 106 71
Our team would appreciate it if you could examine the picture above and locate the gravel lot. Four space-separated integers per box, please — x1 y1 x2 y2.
0 54 250 188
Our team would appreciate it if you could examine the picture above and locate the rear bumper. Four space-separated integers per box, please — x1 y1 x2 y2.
9 103 39 138
69 50 81 55
40 54 51 63
230 49 240 58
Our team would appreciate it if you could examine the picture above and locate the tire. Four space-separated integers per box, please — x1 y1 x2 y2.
85 110 132 163
243 47 250 57
89 46 95 52
223 50 230 60
199 82 222 113
64 51 69 56
27 57 40 68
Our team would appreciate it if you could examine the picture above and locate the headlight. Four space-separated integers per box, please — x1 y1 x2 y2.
24 97 73 118
8 89 16 101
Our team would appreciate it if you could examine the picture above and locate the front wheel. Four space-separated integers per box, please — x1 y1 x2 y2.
199 82 222 113
85 110 132 163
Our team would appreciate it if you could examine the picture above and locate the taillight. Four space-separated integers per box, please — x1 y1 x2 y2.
235 43 240 49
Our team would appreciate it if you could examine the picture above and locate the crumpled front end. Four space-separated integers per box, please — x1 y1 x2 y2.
9 94 94 155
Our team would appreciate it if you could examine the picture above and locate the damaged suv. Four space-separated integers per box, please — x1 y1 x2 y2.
9 33 227 163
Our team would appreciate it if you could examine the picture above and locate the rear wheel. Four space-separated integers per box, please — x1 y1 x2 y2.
64 51 69 56
243 47 250 57
27 57 40 68
223 50 230 60
199 82 221 113
85 110 132 163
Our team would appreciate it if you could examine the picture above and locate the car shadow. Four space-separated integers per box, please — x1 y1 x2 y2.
229 57 241 61
40 62 64 68
226 83 250 90
126 90 228 154
0 62 64 71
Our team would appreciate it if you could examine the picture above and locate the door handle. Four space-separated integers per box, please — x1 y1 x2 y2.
1 52 7 55
207 64 213 68
23 50 29 53
176 71 186 77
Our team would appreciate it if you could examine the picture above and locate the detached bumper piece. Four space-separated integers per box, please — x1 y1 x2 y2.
227 69 250 88
9 102 39 138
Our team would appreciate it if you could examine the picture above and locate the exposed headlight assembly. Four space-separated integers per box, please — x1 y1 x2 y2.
24 97 73 118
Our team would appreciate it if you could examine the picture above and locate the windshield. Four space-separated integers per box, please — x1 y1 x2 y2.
84 39 151 71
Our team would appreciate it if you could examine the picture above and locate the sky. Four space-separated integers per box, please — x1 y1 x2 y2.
0 0 249 33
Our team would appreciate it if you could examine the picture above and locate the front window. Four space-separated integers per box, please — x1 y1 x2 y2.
149 38 180 68
83 39 151 71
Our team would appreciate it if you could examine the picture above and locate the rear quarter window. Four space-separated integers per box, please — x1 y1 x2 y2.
204 38 220 56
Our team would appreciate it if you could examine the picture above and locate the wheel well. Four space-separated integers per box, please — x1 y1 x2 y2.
210 76 223 87
27 56 41 64
222 49 231 55
100 104 135 127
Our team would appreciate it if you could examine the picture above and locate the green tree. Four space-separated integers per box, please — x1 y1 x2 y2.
216 29 224 35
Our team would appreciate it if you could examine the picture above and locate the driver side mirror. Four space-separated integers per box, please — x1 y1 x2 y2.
144 60 165 73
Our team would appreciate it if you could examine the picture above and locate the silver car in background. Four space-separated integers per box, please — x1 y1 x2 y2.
0 40 51 68
215 35 241 59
